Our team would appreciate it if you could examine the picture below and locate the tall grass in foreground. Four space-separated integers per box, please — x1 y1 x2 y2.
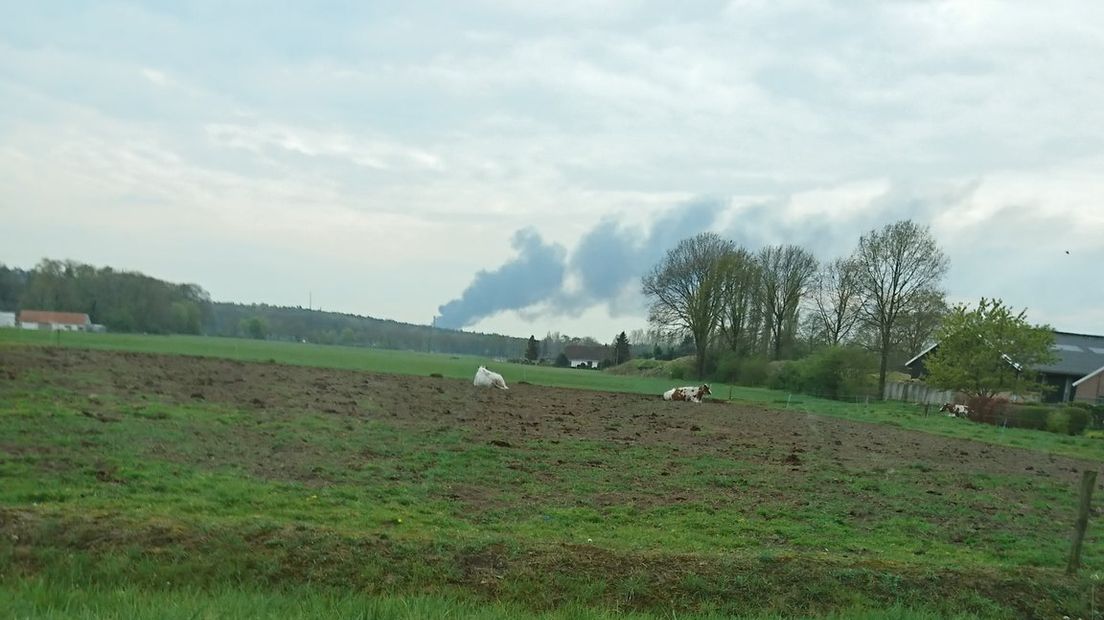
0 577 984 620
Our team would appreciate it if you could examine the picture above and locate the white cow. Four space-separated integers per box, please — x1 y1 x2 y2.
473 366 509 390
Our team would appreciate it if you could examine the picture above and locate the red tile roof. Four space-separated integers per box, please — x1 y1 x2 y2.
18 310 91 325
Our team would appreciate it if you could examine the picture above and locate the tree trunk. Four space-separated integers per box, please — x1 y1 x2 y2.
877 329 890 400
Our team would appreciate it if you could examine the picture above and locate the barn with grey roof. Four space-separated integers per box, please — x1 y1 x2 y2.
905 331 1104 403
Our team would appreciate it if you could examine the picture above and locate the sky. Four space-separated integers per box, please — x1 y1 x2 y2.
1 1 1102 340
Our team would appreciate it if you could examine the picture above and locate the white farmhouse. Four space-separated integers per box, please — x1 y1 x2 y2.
18 310 92 331
563 344 613 369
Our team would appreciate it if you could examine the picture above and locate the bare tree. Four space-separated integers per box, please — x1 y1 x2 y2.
718 247 761 356
893 288 948 362
642 233 734 378
811 257 862 346
758 245 819 360
852 220 949 398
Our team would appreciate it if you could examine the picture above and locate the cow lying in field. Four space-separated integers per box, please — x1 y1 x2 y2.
663 384 711 403
939 403 971 418
473 366 509 390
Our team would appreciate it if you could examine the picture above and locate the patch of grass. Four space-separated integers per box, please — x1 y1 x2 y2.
0 575 996 620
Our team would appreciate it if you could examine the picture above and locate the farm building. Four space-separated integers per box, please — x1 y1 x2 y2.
905 331 1104 403
18 310 92 332
0 312 15 328
563 344 612 369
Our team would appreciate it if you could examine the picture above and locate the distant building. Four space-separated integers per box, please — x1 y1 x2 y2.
905 331 1104 403
0 312 15 328
18 310 92 332
563 344 612 369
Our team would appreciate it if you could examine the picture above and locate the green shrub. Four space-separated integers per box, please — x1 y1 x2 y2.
714 352 741 383
1046 410 1070 435
1067 400 1094 411
713 353 770 386
1009 406 1050 430
737 357 771 387
1065 407 1090 435
669 363 687 380
765 347 877 400
767 361 802 392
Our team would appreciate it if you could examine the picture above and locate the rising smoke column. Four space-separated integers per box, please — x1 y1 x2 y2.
557 199 726 311
435 228 567 329
434 200 726 328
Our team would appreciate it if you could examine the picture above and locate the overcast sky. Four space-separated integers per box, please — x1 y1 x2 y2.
2 1 1102 340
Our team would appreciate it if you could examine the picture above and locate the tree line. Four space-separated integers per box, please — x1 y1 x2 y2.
209 302 527 357
642 220 950 397
0 259 533 357
0 259 211 334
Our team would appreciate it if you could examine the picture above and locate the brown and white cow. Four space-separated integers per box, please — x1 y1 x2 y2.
939 403 971 418
663 384 711 403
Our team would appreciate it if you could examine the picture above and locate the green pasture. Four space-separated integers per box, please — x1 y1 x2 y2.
2 329 1103 617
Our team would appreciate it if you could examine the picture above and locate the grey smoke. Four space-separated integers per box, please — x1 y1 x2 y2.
435 228 566 329
564 199 726 309
435 199 725 328
435 182 984 330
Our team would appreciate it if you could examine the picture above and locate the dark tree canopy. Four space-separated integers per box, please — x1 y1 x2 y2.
7 259 211 334
810 257 862 347
758 245 818 360
642 232 735 379
718 247 761 356
852 220 949 398
613 331 632 365
525 335 540 362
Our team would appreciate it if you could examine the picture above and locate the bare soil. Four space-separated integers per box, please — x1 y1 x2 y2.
1 346 1094 484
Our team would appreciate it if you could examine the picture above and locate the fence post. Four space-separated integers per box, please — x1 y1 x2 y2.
1067 469 1099 575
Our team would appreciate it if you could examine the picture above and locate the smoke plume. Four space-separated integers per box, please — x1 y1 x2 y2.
435 200 725 328
434 228 566 329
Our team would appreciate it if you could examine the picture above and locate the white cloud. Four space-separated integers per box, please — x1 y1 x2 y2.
1 2 1103 336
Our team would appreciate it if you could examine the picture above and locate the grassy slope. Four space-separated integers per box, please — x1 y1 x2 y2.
2 329 1102 462
2 329 1103 618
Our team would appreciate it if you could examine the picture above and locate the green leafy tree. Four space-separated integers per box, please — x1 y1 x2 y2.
241 316 268 340
554 352 570 367
613 331 631 365
525 335 539 362
925 298 1056 405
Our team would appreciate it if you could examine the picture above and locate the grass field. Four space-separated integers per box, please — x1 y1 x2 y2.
2 330 1103 618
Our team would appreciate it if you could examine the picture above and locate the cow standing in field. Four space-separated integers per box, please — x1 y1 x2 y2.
473 366 509 390
939 403 971 418
663 384 711 403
